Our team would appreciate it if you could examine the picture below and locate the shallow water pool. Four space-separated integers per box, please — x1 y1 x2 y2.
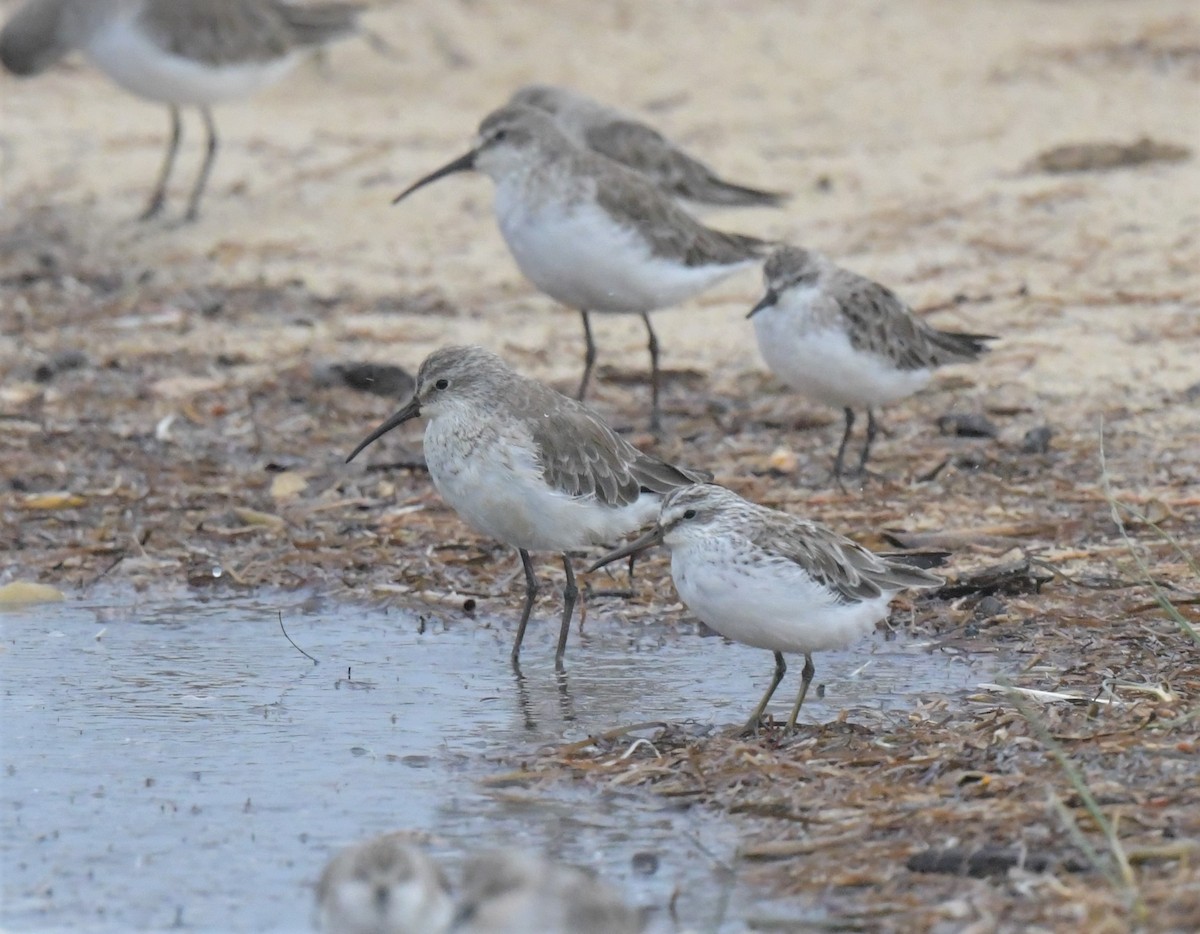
1 588 990 932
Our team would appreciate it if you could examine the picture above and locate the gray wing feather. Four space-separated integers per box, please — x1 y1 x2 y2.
592 157 771 267
523 384 704 506
757 518 943 603
140 0 360 64
828 270 996 370
274 0 362 45
586 119 785 208
140 0 290 62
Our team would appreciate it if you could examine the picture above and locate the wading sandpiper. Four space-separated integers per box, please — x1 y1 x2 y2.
590 483 943 733
346 345 708 667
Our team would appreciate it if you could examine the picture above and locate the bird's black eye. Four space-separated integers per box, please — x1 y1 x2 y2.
682 509 697 520
492 129 508 143
434 378 449 390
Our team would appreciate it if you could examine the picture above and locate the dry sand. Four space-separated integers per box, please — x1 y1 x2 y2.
2 0 1199 930
3 0 1197 405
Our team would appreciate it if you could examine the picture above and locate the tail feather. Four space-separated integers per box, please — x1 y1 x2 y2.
277 1 364 46
879 550 951 571
634 458 712 495
877 557 944 592
930 330 997 361
688 174 789 208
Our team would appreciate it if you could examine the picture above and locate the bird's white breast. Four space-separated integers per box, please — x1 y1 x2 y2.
319 877 452 934
753 287 932 409
423 414 658 552
493 182 749 314
83 16 299 105
669 536 891 654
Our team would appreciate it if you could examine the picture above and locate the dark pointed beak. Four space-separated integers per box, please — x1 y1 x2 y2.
587 526 665 573
392 150 477 204
746 288 778 319
345 396 421 463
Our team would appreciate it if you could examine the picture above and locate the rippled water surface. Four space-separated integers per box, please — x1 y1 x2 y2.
1 588 992 932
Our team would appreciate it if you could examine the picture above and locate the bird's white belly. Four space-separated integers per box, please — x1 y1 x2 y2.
424 423 658 552
671 545 890 654
496 194 749 314
84 20 298 105
754 307 931 409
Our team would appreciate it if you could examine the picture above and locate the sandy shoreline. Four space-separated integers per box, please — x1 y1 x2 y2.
2 1 1198 930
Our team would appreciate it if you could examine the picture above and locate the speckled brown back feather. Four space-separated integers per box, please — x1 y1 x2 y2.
756 516 944 603
819 266 995 371
661 484 943 604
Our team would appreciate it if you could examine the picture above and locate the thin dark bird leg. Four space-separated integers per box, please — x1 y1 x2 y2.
627 553 637 589
511 548 540 663
641 312 662 434
856 408 880 475
555 555 578 668
785 653 816 732
139 105 182 221
184 105 219 222
741 651 787 735
831 407 856 487
576 310 597 401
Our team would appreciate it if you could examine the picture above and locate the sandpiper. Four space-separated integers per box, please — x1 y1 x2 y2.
0 0 363 220
392 103 770 432
589 483 943 733
509 83 787 209
316 832 453 934
454 850 642 934
345 345 708 667
748 245 996 481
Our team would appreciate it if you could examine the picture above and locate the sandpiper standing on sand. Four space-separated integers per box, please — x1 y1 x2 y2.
748 245 996 481
316 832 453 934
454 849 642 934
346 345 708 667
509 83 787 209
590 483 943 733
0 0 363 220
391 104 770 432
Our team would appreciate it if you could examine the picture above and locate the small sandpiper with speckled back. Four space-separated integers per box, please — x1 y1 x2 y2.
346 345 709 667
391 103 771 432
0 0 363 220
316 832 453 934
453 849 642 934
748 245 996 482
509 83 787 209
590 483 943 733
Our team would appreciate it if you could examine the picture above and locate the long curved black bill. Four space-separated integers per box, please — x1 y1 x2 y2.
392 150 477 205
345 397 421 463
586 526 665 574
746 288 778 319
